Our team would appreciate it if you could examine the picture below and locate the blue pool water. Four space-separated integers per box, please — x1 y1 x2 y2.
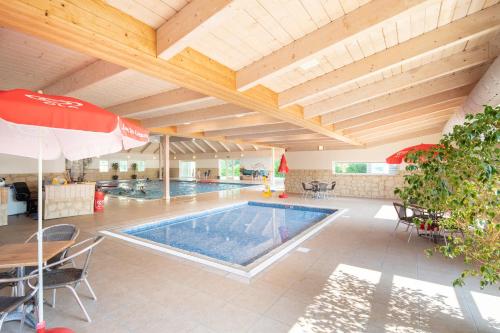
124 202 336 266
98 179 256 199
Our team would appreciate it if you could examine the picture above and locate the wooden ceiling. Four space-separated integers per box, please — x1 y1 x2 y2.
0 0 499 152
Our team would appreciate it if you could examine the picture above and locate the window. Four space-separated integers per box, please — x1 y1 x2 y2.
119 160 128 172
99 160 109 172
218 159 240 180
333 162 398 175
179 161 196 178
137 161 146 172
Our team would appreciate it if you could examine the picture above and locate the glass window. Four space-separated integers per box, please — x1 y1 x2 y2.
99 160 109 172
333 162 397 175
219 159 240 179
137 161 146 172
180 161 196 178
119 160 128 172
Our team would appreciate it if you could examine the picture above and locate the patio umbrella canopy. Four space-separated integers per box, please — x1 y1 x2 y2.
385 144 438 164
0 89 149 332
278 154 289 198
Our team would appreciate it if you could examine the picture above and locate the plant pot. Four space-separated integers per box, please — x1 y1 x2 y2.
112 175 119 180
131 174 137 179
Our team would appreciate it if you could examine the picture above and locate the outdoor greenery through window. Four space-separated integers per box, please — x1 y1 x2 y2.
119 160 127 172
99 160 108 172
274 160 285 178
333 162 397 175
137 161 145 172
179 161 196 178
219 159 240 179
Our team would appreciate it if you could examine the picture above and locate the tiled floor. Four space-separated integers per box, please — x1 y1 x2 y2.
1 189 499 333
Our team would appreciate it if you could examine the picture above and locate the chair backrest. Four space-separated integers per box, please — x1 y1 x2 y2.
38 236 105 281
12 182 30 201
302 182 312 190
393 202 407 220
318 183 328 191
26 224 80 265
330 181 336 190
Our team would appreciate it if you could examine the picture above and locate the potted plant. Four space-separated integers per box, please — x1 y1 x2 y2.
395 105 499 288
111 162 119 180
131 162 138 179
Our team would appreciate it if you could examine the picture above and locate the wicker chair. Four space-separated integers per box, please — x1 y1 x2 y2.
0 274 38 332
28 236 104 323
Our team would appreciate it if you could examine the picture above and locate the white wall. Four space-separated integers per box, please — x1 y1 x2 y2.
285 133 442 169
0 154 65 174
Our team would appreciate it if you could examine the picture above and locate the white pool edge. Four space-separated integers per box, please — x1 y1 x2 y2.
100 205 347 279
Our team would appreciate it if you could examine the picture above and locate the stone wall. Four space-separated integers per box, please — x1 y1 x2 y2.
0 172 68 193
285 169 404 199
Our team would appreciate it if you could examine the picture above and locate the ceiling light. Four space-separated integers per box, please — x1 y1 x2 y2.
193 155 196 159
214 154 218 158
192 138 196 141
240 153 244 157
235 114 245 118
127 155 131 159
153 156 156 159
184 122 191 125
173 156 176 160
300 58 320 70
318 145 324 151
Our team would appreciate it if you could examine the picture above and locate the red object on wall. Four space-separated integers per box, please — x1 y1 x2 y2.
94 190 105 212
278 154 289 199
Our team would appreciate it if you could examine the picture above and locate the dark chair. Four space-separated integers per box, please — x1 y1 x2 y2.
0 275 38 332
12 182 36 216
393 202 415 242
28 236 104 323
301 182 313 199
327 181 336 198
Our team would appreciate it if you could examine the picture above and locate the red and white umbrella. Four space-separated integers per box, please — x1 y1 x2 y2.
0 89 149 331
385 143 439 164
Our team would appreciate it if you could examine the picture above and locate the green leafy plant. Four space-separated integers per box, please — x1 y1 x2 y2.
111 162 119 180
395 105 499 288
131 162 138 179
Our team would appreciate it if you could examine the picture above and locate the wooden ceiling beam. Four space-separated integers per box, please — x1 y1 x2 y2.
141 104 253 128
108 88 209 117
203 140 218 152
0 1 361 145
279 5 500 107
177 115 282 133
171 142 186 154
236 0 428 90
345 108 456 136
205 122 298 137
356 120 448 141
227 129 313 141
180 141 195 154
304 46 491 118
157 0 233 59
219 142 230 152
254 133 327 143
364 126 444 147
42 59 126 95
321 65 485 125
139 142 152 153
333 89 469 131
191 140 206 153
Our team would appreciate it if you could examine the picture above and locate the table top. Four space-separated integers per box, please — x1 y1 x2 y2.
0 240 75 269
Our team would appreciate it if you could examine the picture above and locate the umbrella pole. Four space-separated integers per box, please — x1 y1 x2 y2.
36 136 45 330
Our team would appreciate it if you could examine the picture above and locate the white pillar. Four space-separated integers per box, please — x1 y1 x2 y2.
270 147 275 186
162 135 170 200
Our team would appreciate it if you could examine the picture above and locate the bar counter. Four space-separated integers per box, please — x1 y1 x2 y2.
44 183 95 220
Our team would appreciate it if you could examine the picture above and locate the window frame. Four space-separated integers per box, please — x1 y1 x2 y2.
332 161 397 175
99 160 109 173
